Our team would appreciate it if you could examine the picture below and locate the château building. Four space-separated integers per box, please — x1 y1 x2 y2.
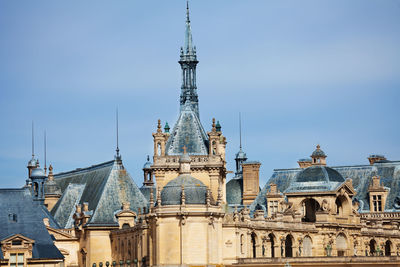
1 2 400 267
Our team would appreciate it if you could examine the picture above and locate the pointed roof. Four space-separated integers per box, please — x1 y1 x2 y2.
165 105 209 155
51 159 148 228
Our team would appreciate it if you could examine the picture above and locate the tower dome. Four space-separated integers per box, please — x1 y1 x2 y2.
161 175 208 205
31 167 46 178
285 165 345 193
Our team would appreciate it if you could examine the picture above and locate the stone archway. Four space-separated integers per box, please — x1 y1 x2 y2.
336 234 347 256
302 198 320 222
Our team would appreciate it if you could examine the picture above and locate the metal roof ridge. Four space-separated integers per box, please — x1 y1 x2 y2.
54 160 115 177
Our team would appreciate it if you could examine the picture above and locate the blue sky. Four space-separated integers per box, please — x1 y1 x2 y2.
0 0 399 188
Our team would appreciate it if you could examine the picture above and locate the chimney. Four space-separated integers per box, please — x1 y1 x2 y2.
242 162 261 205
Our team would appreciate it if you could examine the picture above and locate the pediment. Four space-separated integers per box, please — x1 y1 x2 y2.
0 234 35 244
335 181 356 197
115 210 137 218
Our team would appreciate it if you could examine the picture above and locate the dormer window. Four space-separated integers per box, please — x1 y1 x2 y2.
8 213 17 223
269 201 278 215
368 176 388 213
10 253 24 267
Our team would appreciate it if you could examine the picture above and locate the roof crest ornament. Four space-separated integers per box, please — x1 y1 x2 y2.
115 108 122 164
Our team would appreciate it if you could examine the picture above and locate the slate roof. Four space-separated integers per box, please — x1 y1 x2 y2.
226 178 243 205
51 159 148 228
0 188 63 260
165 105 209 155
140 185 156 204
250 160 400 213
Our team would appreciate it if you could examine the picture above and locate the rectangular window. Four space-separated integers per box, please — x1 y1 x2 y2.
9 253 24 267
372 195 383 212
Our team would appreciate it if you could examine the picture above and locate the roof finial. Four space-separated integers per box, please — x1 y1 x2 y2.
44 130 47 175
239 112 242 150
116 108 120 158
182 145 187 154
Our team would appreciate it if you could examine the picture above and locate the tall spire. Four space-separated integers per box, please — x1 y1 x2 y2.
115 108 121 159
179 0 199 117
27 121 38 177
44 130 47 174
235 113 247 177
184 0 194 55
239 112 242 150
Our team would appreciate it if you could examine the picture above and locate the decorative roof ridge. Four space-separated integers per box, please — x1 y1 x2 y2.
0 188 27 192
54 160 114 178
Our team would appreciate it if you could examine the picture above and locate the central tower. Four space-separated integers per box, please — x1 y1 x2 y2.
148 2 227 203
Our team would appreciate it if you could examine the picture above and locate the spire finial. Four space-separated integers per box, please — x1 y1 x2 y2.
32 121 35 158
157 119 162 133
116 108 120 158
44 130 47 174
182 145 187 154
212 118 216 132
239 112 242 150
186 0 190 22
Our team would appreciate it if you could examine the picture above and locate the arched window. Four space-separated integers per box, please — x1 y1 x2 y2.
240 234 245 254
285 235 293 257
303 236 312 256
268 234 275 258
336 234 347 256
251 233 257 258
385 240 391 256
302 198 320 222
122 223 130 229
